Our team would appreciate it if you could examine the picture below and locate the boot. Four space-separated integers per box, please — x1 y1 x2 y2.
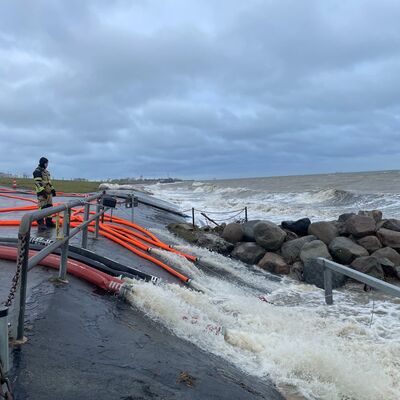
46 218 56 228
37 219 47 231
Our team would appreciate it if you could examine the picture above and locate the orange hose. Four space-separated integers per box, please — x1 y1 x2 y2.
0 193 37 204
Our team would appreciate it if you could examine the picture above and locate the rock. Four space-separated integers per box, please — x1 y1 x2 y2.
376 220 387 230
329 237 368 264
242 220 260 242
358 210 383 223
283 229 298 242
231 242 266 265
357 236 382 253
300 240 332 264
290 261 304 281
377 258 397 278
308 221 338 245
371 247 400 265
281 235 316 264
345 215 376 237
377 228 400 250
382 219 400 232
303 258 347 289
338 213 356 223
281 218 311 236
351 256 384 279
196 233 234 255
221 223 244 244
335 221 348 236
396 266 400 279
253 221 287 251
258 253 289 274
167 223 199 244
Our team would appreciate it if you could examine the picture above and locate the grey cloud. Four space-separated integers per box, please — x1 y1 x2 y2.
1 0 400 180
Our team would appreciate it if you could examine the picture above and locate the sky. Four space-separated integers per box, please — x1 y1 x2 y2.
1 0 400 180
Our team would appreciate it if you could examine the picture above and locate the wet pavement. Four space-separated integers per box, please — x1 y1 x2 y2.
0 190 284 400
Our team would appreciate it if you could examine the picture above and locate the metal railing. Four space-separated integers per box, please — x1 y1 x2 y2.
0 192 111 375
318 257 400 305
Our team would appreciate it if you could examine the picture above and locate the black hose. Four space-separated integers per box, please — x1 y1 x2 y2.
0 237 160 284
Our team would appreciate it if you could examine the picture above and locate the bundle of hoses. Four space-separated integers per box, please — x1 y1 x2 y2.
0 192 215 294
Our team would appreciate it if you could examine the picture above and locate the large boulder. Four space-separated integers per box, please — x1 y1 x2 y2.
168 223 199 244
382 219 400 232
258 253 289 275
338 213 356 223
221 223 243 244
197 233 234 255
308 221 338 245
281 235 316 264
358 210 383 223
377 228 400 250
231 242 265 265
281 218 311 236
328 237 368 265
253 221 287 251
396 267 400 279
300 240 332 264
345 215 376 237
242 220 260 242
357 236 382 253
351 256 384 279
303 259 347 289
371 247 400 266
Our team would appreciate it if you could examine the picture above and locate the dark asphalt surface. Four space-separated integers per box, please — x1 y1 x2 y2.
0 189 284 400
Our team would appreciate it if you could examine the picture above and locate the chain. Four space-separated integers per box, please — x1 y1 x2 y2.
4 235 27 308
0 361 13 400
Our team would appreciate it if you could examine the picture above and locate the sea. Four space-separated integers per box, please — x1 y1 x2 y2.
124 171 400 400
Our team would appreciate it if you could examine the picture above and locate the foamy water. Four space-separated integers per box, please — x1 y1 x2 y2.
130 173 400 399
145 172 400 224
125 237 400 400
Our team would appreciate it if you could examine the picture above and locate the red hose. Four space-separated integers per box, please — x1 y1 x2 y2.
0 245 123 293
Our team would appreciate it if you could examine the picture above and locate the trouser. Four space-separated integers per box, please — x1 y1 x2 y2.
37 194 53 226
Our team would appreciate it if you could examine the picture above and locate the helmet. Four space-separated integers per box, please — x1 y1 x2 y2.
39 157 48 168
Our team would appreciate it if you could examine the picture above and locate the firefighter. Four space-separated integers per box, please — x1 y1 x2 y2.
33 157 56 231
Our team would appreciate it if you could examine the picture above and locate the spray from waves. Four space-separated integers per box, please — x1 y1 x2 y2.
147 181 400 224
124 277 400 400
124 229 400 399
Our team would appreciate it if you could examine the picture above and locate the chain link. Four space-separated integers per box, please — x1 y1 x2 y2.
0 361 13 400
4 235 27 308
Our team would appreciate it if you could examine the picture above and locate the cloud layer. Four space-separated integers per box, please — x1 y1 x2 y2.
1 0 400 179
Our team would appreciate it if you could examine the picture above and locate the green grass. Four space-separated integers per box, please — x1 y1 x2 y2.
0 177 101 193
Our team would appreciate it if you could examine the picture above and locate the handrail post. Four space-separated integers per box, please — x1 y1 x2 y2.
59 209 70 280
0 307 9 373
323 261 333 305
244 207 248 222
94 203 101 239
81 202 90 249
192 208 195 228
16 229 30 341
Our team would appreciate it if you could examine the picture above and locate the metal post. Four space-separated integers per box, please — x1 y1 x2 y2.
17 231 30 341
324 264 333 305
0 307 9 373
94 204 101 239
192 208 195 227
59 209 70 280
81 202 90 249
244 207 248 222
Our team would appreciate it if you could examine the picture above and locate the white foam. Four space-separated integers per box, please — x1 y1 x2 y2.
125 274 400 400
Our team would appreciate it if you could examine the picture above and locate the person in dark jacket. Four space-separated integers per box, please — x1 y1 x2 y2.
33 157 56 231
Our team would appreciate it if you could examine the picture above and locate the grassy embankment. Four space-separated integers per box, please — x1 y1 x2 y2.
0 177 101 193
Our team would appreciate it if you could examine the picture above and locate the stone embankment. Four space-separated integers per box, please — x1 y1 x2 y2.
168 210 400 289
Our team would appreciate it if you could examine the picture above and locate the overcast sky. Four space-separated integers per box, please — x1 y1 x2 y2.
1 0 400 180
